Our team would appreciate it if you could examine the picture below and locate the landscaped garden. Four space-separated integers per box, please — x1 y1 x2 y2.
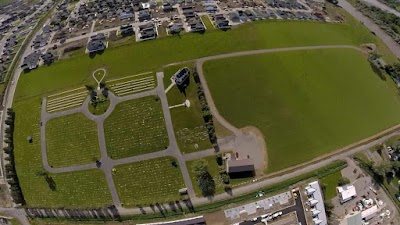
46 113 101 167
112 157 185 206
164 64 212 154
88 93 110 115
104 96 169 159
203 48 400 173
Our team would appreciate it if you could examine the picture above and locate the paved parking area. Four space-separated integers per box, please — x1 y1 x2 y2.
224 191 291 220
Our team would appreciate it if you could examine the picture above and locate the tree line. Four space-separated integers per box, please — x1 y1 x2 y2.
192 69 217 146
3 108 25 205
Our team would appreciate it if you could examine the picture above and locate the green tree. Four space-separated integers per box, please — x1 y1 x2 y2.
191 159 208 177
373 161 393 178
337 177 350 186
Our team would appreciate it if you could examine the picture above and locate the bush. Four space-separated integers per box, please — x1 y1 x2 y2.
221 173 230 184
338 177 350 186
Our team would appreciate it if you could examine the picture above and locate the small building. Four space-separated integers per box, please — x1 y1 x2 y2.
21 51 41 70
174 67 190 85
226 159 255 177
361 205 378 221
337 185 357 204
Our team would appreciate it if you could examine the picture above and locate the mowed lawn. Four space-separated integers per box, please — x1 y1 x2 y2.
104 96 169 159
164 64 212 154
13 98 112 208
320 171 342 200
46 113 101 168
15 20 377 101
203 48 400 172
113 157 185 206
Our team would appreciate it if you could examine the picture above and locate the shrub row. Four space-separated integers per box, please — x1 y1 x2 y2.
3 108 25 205
192 69 217 145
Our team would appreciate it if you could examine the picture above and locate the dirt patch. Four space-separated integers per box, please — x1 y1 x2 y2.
239 126 268 175
204 211 228 225
361 43 377 53
0 184 12 207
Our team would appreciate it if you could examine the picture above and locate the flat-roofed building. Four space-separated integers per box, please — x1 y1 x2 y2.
337 185 357 203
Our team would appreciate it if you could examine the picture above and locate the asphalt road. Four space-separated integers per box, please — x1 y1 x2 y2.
338 0 400 58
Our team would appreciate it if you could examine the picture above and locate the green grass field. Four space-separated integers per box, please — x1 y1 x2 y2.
164 65 212 154
13 98 112 208
201 16 215 30
11 17 397 208
0 0 16 7
15 20 378 101
104 96 169 159
113 157 185 206
46 113 101 168
320 171 342 200
203 48 400 172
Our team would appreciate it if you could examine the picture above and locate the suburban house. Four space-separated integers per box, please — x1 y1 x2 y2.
168 22 183 34
120 24 134 35
119 12 134 20
138 9 151 22
173 67 190 86
306 181 328 225
21 51 41 71
138 24 157 41
188 17 205 32
229 11 241 23
182 5 195 18
213 14 230 29
162 1 174 12
337 185 357 204
87 33 107 53
226 158 255 177
244 9 256 21
41 52 55 65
